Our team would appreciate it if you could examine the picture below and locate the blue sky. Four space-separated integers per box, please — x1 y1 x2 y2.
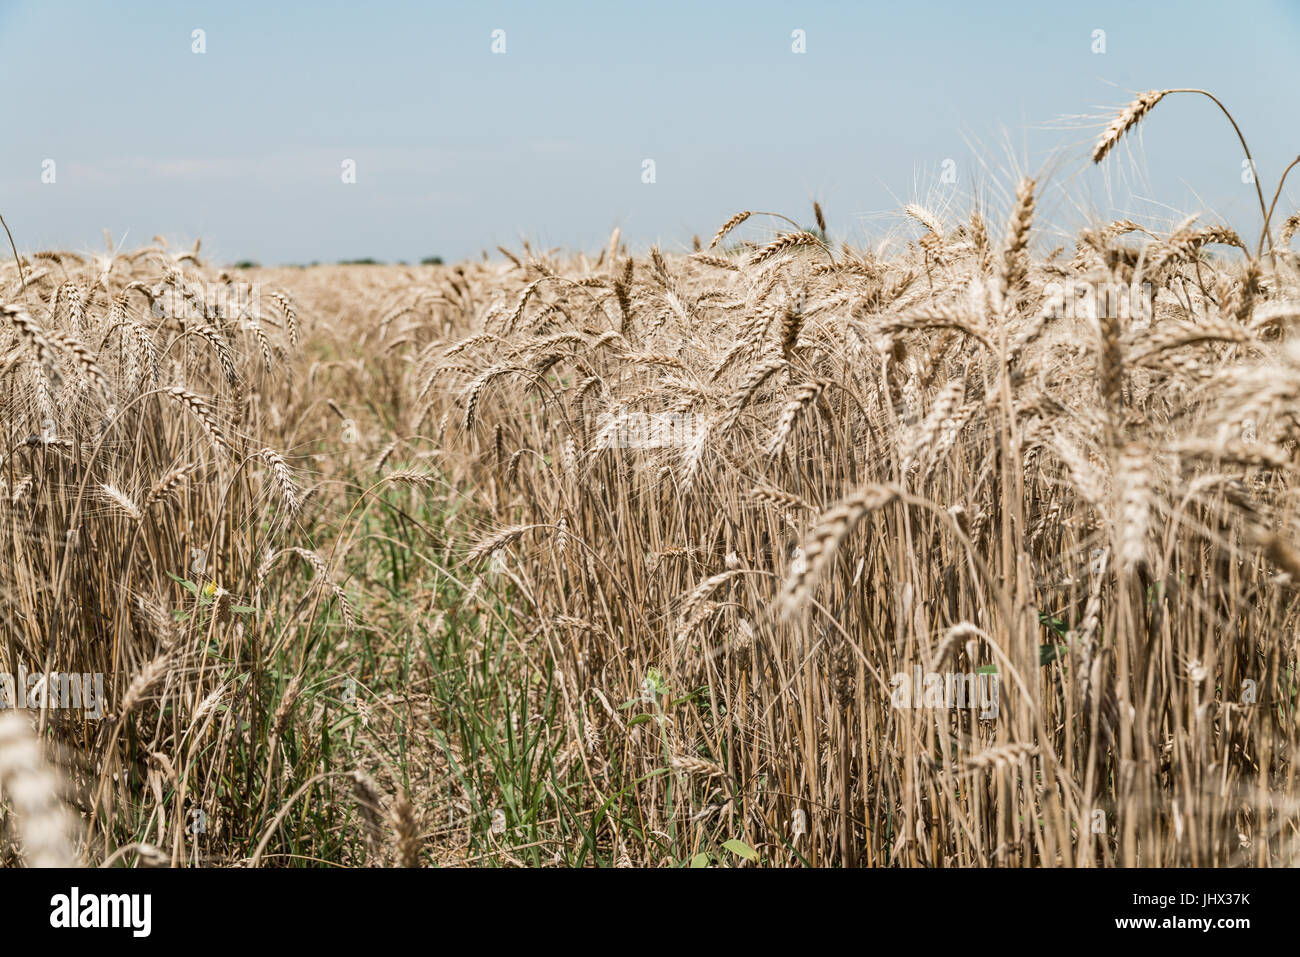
1 0 1297 264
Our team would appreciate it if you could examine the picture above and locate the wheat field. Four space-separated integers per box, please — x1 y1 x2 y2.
2 91 1300 868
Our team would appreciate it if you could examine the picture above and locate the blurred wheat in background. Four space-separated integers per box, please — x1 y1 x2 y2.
2 90 1300 867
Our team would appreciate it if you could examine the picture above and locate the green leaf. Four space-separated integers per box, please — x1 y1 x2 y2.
166 571 200 595
689 852 710 868
722 839 758 862
1039 643 1067 666
1038 611 1069 636
976 664 998 675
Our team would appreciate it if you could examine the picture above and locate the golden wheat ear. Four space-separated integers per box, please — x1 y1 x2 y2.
1092 90 1167 164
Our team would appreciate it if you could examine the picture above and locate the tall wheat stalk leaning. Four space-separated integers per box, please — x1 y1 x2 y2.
1091 88 1300 264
